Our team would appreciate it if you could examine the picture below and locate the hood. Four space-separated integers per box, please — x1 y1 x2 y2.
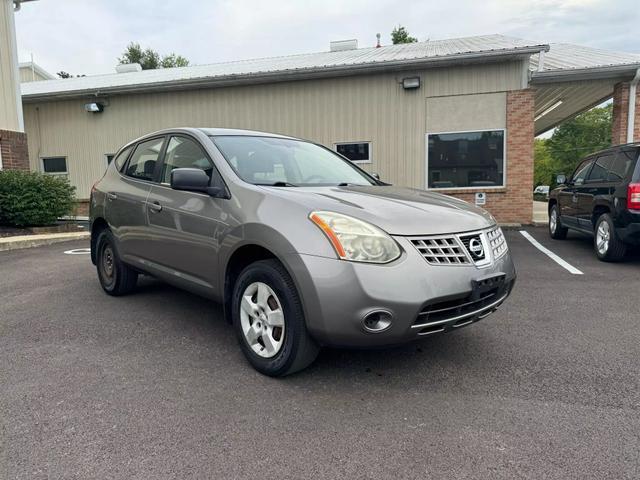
260 185 495 235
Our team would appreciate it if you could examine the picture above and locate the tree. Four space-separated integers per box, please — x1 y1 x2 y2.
56 71 85 79
391 25 418 44
118 42 190 70
533 103 612 188
533 138 554 187
546 104 612 175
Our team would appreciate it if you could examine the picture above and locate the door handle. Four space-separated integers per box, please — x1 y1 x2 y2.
148 201 162 213
106 192 117 201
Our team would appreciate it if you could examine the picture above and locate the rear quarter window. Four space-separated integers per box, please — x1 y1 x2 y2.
112 145 133 171
607 150 636 182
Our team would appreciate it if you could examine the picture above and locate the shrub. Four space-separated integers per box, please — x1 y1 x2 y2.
0 170 76 227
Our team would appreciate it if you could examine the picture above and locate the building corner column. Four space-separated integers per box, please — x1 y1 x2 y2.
612 81 640 145
505 88 535 225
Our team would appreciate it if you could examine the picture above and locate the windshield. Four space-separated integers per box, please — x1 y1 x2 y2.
210 136 376 186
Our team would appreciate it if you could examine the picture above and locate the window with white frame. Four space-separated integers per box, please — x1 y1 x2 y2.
427 130 505 189
41 157 68 175
335 142 371 164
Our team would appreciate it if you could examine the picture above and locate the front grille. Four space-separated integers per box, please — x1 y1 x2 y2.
458 233 486 262
410 236 471 265
487 227 508 259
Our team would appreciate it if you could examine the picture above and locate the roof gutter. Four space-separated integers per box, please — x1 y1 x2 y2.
531 64 640 84
21 45 549 102
626 68 640 143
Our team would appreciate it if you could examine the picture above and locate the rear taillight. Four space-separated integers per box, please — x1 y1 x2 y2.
628 183 640 210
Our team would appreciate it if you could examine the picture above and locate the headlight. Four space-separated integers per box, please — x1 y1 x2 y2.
309 211 401 263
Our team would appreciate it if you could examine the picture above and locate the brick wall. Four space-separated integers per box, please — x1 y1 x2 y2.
612 82 640 145
442 89 535 225
0 129 29 170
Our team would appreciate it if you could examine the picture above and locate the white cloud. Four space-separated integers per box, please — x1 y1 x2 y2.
13 0 639 77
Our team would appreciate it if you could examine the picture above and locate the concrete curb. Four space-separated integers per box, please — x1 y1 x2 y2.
0 232 90 252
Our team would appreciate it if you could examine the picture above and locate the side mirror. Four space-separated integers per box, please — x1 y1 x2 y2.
170 168 228 198
556 174 567 185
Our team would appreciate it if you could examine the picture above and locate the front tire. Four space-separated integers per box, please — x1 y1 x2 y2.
549 204 568 239
96 229 138 295
594 213 626 262
232 259 319 377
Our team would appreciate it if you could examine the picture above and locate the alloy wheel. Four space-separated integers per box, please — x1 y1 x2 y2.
550 209 557 233
596 221 610 255
240 282 285 358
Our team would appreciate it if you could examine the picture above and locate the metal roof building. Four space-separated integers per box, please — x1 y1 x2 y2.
12 34 640 224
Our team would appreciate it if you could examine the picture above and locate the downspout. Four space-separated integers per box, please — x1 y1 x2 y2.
627 68 640 144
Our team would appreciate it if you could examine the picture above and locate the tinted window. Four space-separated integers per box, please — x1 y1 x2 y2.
161 136 213 184
42 157 67 174
336 143 371 163
428 130 504 188
587 154 614 182
572 159 593 184
607 150 635 182
212 136 375 186
125 138 164 181
112 145 133 171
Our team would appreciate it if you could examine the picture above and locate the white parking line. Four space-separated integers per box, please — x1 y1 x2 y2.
519 230 584 275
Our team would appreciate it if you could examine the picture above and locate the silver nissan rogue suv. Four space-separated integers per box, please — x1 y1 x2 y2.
90 128 516 376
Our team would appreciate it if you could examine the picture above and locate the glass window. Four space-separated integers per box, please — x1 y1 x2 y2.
161 136 213 184
572 159 593 185
124 138 164 181
112 145 133 171
211 136 375 186
42 157 67 174
336 142 371 163
607 150 635 182
586 154 614 182
427 130 504 189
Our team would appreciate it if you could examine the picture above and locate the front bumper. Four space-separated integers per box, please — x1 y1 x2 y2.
284 235 516 348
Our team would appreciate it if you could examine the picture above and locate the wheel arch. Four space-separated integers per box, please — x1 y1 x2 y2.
90 217 110 265
592 204 611 228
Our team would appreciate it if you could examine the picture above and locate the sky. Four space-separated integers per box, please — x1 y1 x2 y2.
14 0 640 77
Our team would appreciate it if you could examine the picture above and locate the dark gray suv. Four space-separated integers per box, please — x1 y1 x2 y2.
90 128 516 376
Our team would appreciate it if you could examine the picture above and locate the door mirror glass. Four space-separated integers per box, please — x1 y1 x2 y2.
170 168 210 192
556 174 567 185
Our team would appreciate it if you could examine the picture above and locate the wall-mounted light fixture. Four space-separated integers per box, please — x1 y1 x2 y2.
84 102 104 113
402 77 420 90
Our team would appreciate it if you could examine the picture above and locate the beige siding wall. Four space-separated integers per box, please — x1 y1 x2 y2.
19 66 50 83
0 0 22 132
23 60 526 199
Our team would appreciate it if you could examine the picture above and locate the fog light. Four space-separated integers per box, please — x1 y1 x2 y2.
362 310 393 333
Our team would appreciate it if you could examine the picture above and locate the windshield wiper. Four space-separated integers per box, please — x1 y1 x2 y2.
337 182 369 187
255 181 299 187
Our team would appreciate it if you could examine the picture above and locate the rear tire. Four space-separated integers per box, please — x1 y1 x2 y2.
549 205 568 239
594 213 626 262
232 259 319 377
96 229 138 295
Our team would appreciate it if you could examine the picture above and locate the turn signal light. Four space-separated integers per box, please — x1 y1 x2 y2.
628 183 640 210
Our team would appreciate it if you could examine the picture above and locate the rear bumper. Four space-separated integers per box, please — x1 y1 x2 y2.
617 221 640 245
284 236 516 348
616 210 640 245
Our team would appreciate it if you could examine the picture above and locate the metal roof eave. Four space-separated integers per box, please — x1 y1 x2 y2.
531 63 640 84
21 45 547 103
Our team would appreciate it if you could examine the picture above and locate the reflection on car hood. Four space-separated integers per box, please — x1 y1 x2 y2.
262 185 495 235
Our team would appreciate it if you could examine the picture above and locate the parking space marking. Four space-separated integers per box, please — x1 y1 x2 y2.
519 230 584 275
64 248 91 255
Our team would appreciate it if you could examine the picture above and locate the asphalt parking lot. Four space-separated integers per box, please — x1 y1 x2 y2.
1 228 639 479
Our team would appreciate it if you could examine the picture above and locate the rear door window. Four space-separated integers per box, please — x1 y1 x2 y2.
586 154 614 183
124 137 165 181
607 150 636 182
